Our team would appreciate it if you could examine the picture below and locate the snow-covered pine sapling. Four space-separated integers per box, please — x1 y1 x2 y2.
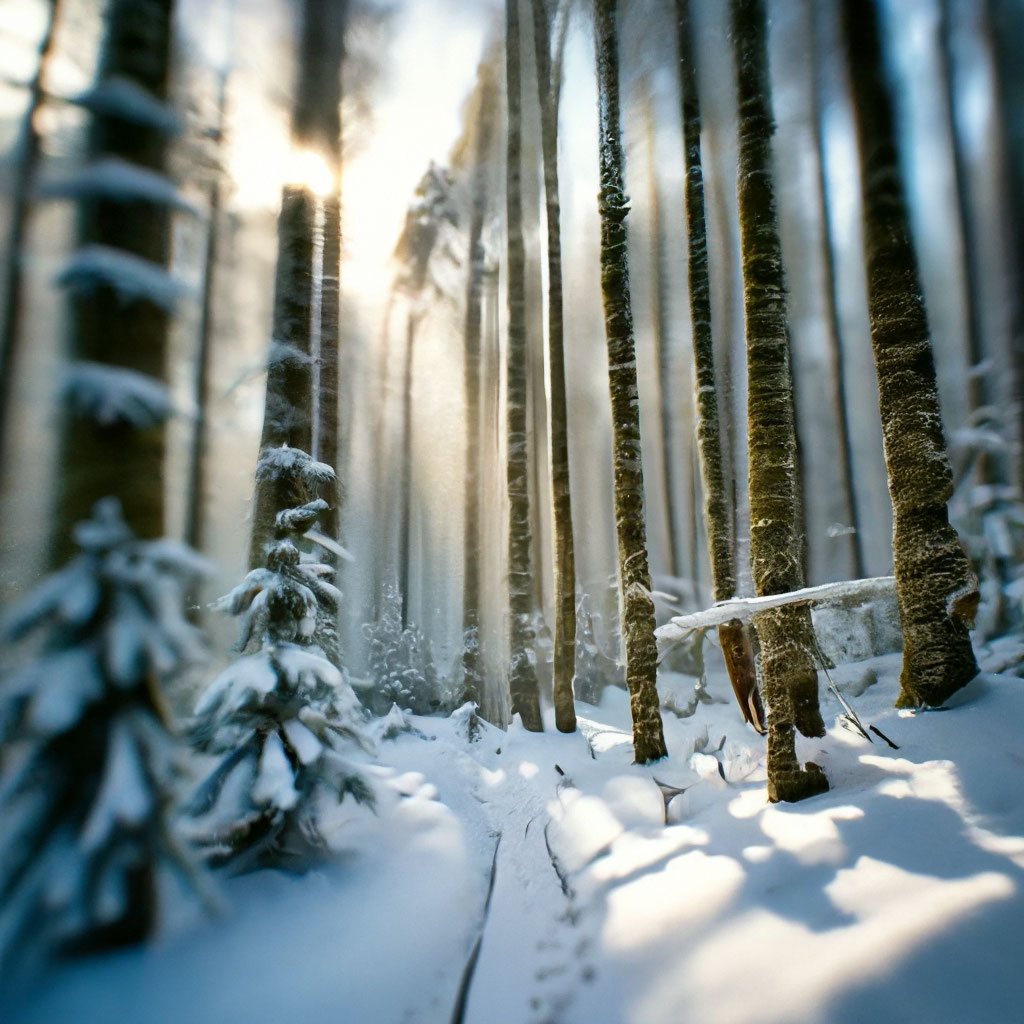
362 582 453 716
189 498 376 872
0 499 213 973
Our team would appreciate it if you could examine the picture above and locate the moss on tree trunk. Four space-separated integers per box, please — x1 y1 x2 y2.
506 0 543 732
733 0 826 801
843 0 979 707
53 0 175 565
594 0 666 764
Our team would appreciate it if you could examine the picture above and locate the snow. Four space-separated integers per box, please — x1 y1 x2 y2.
7 646 1024 1023
56 247 192 312
40 158 197 213
69 76 182 135
655 575 898 640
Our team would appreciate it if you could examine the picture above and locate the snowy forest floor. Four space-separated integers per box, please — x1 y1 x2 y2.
8 637 1024 1024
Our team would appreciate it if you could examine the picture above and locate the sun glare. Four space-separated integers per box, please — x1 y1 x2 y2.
285 149 335 197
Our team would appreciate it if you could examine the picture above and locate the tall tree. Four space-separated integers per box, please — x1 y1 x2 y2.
733 0 827 802
248 185 316 567
506 0 544 732
530 0 576 733
250 0 345 567
460 56 500 710
807 0 864 579
51 0 178 565
0 0 62 471
294 0 347 555
842 0 979 708
185 57 230 555
676 0 764 734
594 0 667 764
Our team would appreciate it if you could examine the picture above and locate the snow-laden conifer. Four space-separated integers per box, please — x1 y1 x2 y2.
190 497 376 872
0 499 212 973
362 583 453 716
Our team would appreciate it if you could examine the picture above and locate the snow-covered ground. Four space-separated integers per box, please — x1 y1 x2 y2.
7 640 1024 1024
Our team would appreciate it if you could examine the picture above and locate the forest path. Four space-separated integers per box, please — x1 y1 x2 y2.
452 715 608 1024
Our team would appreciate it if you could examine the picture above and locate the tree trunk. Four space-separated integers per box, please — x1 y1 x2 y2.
506 0 543 732
644 92 681 582
295 0 346 556
733 0 827 802
398 311 417 630
248 185 316 567
986 0 1024 489
0 0 61 474
594 0 666 764
807 0 864 579
185 67 229 555
462 60 500 710
842 0 979 708
530 0 576 734
53 0 176 565
676 0 765 733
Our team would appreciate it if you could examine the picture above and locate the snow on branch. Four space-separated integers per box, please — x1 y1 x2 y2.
69 75 181 135
655 576 898 644
40 158 198 214
60 361 173 428
57 245 192 310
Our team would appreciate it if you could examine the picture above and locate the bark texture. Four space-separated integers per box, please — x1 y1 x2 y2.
843 0 979 707
249 186 316 567
506 0 543 732
53 0 175 564
676 0 764 733
594 0 666 764
733 0 826 801
460 63 499 709
530 0 576 734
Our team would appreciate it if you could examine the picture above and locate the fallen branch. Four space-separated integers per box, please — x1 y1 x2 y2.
655 576 897 643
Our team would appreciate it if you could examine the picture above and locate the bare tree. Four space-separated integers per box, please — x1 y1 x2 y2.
506 0 544 731
733 0 827 802
594 0 667 764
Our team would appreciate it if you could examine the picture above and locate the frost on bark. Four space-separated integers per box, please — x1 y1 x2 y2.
460 59 499 711
676 0 763 734
594 0 666 764
249 186 316 568
733 0 826 802
530 0 576 734
506 0 543 732
843 0 979 707
52 0 176 565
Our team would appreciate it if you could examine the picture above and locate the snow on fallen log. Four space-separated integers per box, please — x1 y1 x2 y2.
655 576 897 644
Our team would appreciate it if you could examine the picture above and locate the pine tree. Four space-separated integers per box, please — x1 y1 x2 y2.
733 0 827 802
842 0 979 707
530 0 577 733
0 500 212 971
506 0 544 732
594 0 667 764
362 583 452 716
190 491 374 871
